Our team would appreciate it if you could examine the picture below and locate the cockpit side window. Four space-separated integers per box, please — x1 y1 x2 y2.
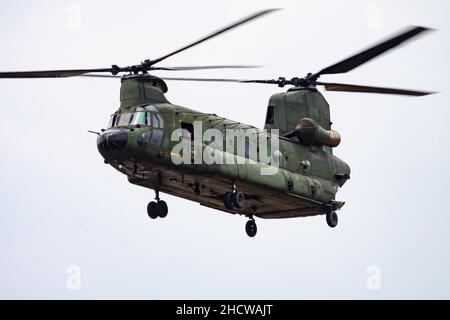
152 113 160 128
151 113 165 145
152 114 165 128
107 114 118 128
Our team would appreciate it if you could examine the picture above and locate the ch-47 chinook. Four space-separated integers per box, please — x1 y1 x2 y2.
0 9 434 237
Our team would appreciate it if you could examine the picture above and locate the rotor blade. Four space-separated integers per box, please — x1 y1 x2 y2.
81 74 121 79
312 26 432 79
81 74 278 84
151 65 261 71
159 76 248 83
81 75 267 83
159 76 281 84
317 82 435 96
149 9 279 65
0 68 117 78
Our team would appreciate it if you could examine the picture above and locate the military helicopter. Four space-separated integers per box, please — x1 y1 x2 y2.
0 9 434 237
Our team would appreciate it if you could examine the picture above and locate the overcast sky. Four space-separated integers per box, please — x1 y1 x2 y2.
0 0 449 299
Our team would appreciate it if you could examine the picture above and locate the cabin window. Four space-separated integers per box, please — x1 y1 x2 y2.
265 106 275 125
244 141 251 158
181 122 194 141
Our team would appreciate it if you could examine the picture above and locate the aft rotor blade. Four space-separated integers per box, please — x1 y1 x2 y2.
317 82 435 96
0 68 117 78
151 65 261 71
312 26 432 79
149 9 279 65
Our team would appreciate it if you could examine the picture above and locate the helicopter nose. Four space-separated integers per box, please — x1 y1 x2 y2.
97 129 128 151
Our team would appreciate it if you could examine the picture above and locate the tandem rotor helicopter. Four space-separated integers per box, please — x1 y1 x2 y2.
0 9 434 237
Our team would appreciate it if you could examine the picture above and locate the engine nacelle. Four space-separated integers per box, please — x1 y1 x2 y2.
295 118 341 147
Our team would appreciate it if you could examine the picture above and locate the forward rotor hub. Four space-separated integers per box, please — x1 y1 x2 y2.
275 75 316 88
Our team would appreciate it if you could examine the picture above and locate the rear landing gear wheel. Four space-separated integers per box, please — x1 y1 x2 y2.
224 190 246 210
224 192 234 210
147 201 158 219
326 211 338 228
232 191 245 209
245 219 257 237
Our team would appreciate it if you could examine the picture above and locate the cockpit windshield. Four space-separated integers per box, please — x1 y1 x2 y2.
130 108 149 126
107 105 164 129
117 113 132 127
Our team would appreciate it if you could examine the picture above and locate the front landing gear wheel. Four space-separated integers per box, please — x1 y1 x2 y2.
147 201 158 219
147 187 169 219
157 200 168 218
326 211 338 228
245 219 257 237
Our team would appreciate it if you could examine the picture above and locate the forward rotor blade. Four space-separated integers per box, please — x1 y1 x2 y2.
151 65 261 71
149 9 279 65
159 76 249 83
317 82 434 96
0 68 116 78
158 76 283 85
312 26 432 79
82 75 279 84
81 74 121 79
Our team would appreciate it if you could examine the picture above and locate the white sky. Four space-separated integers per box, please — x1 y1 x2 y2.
0 0 449 299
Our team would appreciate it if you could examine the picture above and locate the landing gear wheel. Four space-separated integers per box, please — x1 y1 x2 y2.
245 219 257 237
232 191 245 209
326 211 338 228
147 201 158 219
224 192 234 210
157 200 168 218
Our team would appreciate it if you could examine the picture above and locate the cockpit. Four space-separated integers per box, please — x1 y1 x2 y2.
107 105 164 129
100 104 165 150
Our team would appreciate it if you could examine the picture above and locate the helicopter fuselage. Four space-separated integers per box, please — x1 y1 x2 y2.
97 75 350 219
